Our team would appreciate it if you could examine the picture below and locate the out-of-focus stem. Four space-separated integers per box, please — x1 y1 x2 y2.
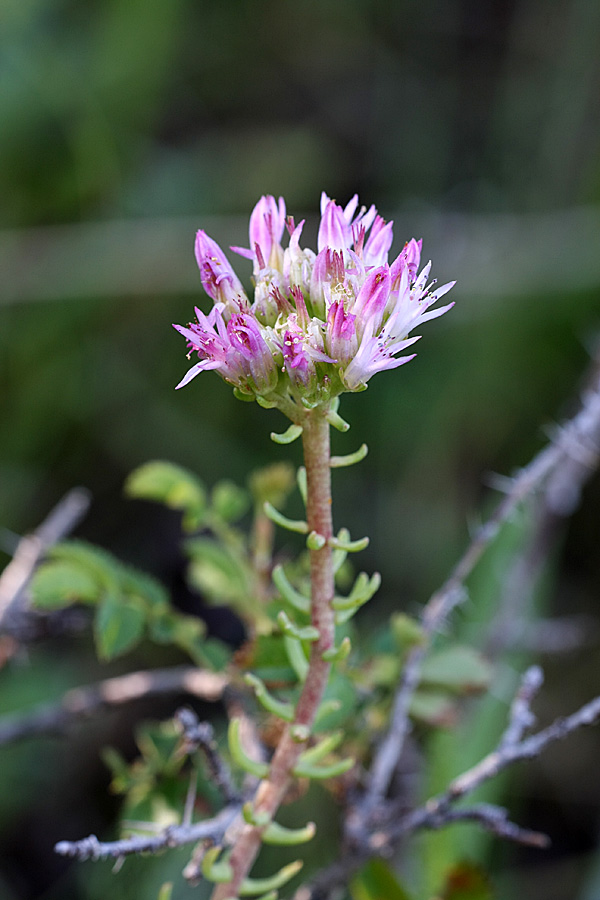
211 408 335 899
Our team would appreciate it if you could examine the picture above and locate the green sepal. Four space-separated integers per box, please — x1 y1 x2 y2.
256 395 279 409
201 846 233 884
239 860 303 896
271 565 311 614
330 443 368 468
322 636 351 662
244 673 295 722
330 533 369 553
296 466 307 505
242 802 271 828
296 731 343 765
277 610 319 642
263 502 308 534
262 819 316 845
270 423 303 444
293 756 354 780
284 636 309 682
306 531 326 550
233 387 256 402
228 718 269 778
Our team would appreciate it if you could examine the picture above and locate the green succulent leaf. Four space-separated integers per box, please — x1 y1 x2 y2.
239 860 303 895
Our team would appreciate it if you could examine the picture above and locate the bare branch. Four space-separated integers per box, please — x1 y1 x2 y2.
55 803 241 861
297 674 600 899
0 666 228 747
175 708 240 804
363 586 466 814
498 664 543 750
389 677 600 843
416 802 550 848
363 368 600 813
0 487 91 634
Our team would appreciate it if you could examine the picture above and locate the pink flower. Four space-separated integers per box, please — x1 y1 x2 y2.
173 306 278 394
174 193 455 406
195 231 247 314
232 195 287 273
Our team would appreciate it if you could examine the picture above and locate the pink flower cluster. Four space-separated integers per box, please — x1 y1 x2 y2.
174 194 454 406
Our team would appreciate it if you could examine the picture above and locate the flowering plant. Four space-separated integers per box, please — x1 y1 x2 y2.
174 193 454 412
170 193 454 898
20 192 600 900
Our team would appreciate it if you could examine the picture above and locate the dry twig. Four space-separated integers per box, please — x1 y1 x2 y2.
0 666 228 747
0 487 91 636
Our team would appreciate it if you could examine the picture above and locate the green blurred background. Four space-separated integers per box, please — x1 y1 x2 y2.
2 1 600 898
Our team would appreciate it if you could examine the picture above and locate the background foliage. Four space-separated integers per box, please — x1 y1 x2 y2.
2 1 600 898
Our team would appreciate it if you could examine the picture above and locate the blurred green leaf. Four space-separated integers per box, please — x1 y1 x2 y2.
350 858 414 900
186 537 251 605
409 690 457 728
157 884 173 900
30 560 99 609
121 567 170 610
420 647 492 694
48 540 122 588
125 460 208 531
390 613 425 650
95 592 146 660
242 633 295 683
212 479 251 522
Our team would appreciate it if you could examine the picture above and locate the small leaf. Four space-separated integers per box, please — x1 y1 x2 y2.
186 538 251 606
390 613 425 649
30 561 100 609
228 718 269 778
248 462 295 508
121 568 170 610
212 480 250 522
239 859 303 895
409 690 457 727
95 592 146 660
420 646 492 694
270 423 303 444
351 858 415 900
125 461 208 531
262 819 316 845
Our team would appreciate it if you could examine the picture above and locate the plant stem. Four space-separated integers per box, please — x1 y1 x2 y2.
210 408 335 899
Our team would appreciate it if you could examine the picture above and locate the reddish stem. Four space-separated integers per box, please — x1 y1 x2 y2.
210 409 335 899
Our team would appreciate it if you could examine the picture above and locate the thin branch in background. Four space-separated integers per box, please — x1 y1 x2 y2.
0 666 228 747
486 352 600 658
55 803 241 862
388 669 600 846
175 708 240 804
299 364 600 900
297 670 600 900
0 487 91 635
363 365 600 814
362 585 467 818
